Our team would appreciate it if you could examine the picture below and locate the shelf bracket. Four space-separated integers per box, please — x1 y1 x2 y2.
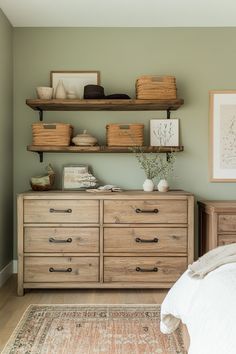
167 109 171 119
38 152 43 163
37 108 44 121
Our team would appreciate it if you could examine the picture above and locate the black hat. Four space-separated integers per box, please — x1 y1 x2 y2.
84 84 130 100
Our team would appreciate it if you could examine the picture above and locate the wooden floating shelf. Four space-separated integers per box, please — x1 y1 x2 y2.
27 145 184 153
26 98 184 112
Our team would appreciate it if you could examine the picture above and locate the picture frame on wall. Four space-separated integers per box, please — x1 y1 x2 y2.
50 71 100 99
62 164 97 190
150 119 179 147
210 90 236 182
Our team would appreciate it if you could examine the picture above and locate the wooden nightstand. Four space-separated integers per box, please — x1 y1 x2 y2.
198 201 236 256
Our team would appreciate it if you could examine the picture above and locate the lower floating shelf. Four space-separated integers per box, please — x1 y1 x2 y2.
27 145 184 162
27 145 184 153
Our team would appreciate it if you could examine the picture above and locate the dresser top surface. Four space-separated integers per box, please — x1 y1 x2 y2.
18 189 193 200
198 200 236 212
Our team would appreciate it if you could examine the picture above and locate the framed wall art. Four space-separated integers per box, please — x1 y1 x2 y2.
210 90 236 182
150 119 179 147
62 164 97 190
51 71 100 99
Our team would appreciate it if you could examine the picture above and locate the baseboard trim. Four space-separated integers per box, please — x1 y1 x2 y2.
0 261 13 287
13 260 18 274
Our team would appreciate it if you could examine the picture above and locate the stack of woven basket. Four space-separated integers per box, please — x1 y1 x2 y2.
136 75 177 99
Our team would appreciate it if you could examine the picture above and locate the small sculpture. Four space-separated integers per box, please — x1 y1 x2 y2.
30 164 55 191
55 80 67 99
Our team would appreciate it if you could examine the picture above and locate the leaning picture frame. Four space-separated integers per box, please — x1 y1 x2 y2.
62 164 89 190
210 90 236 182
50 71 100 99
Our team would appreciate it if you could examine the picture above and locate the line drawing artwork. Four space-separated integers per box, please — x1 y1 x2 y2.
151 120 179 146
220 105 236 169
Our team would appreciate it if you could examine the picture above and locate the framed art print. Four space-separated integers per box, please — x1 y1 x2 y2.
210 91 236 182
150 119 179 147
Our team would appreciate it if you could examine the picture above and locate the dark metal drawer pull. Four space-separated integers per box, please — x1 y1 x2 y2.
135 208 159 214
49 237 72 243
49 208 72 213
136 267 158 272
135 237 159 243
49 267 72 273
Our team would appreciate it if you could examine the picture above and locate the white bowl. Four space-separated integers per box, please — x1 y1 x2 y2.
36 87 53 99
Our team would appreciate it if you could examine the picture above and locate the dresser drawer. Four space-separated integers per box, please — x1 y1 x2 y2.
218 215 236 232
104 200 187 224
24 227 99 253
24 256 99 282
104 228 187 253
24 200 99 223
218 234 236 246
104 256 187 282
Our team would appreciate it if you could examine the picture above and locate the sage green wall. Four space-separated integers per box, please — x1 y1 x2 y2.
13 28 236 257
0 10 13 270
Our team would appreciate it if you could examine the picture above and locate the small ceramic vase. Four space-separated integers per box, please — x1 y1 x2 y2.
157 179 169 192
55 80 67 99
143 179 154 192
67 90 77 99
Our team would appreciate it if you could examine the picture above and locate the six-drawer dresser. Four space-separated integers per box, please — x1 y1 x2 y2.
17 190 194 295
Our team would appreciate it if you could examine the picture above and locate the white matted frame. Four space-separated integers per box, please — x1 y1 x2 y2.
150 119 179 147
210 90 236 182
62 164 89 190
50 71 100 99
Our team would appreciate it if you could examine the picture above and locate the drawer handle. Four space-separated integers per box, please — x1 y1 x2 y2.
136 267 158 273
49 267 72 273
49 237 72 243
135 237 159 243
49 208 72 213
135 208 159 214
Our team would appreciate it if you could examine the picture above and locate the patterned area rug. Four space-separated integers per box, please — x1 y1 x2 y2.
2 305 185 354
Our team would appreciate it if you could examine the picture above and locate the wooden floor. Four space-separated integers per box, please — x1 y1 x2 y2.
0 276 168 351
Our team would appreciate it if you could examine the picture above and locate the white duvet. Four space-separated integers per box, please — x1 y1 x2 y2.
160 263 236 354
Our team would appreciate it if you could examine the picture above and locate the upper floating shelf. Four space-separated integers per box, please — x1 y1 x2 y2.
26 98 184 112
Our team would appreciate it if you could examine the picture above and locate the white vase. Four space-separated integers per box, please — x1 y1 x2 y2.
157 179 169 192
143 179 154 192
55 80 67 99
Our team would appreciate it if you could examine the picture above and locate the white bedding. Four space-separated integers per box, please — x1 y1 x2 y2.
160 263 236 354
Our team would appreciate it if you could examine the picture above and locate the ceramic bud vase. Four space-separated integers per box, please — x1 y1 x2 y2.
55 80 67 99
143 179 154 192
157 179 169 192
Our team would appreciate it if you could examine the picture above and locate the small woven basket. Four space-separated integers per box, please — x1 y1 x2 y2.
106 124 144 146
32 123 73 146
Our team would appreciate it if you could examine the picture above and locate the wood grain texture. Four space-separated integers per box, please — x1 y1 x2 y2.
24 227 99 253
26 98 184 111
24 199 99 223
104 256 187 283
24 256 99 282
198 200 236 255
104 227 187 253
27 145 184 153
104 199 188 224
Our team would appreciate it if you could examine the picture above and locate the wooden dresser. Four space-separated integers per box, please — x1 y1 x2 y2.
17 190 194 295
198 201 236 256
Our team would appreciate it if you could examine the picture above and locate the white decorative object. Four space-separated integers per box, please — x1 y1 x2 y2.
210 91 236 182
36 87 53 99
51 71 100 99
157 179 169 192
143 179 154 192
67 90 77 99
55 80 67 99
150 119 179 146
72 130 98 146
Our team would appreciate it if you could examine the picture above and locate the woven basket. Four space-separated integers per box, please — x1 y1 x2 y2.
136 75 177 100
32 123 73 146
106 124 144 146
